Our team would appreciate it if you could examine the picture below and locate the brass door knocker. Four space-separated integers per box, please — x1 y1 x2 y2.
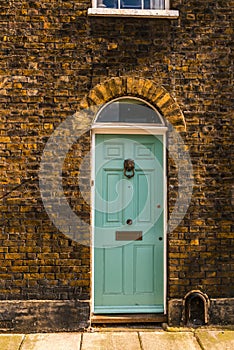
124 159 135 178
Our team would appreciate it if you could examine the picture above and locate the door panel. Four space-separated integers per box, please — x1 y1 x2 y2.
94 134 164 314
106 172 123 224
104 247 123 294
134 245 154 293
137 171 152 222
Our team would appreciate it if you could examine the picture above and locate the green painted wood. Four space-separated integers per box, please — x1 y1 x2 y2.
94 134 164 313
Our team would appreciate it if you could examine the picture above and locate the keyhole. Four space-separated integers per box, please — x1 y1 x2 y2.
126 219 132 225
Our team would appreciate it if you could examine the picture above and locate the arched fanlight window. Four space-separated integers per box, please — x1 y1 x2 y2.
95 97 164 125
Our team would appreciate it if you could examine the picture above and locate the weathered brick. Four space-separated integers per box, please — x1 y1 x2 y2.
0 0 232 330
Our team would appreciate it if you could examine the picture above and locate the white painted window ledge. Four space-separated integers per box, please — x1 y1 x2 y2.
87 8 179 19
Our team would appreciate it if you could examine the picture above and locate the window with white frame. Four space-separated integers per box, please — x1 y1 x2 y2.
96 0 166 10
88 0 179 18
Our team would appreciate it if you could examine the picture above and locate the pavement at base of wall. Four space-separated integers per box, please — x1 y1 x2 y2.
0 326 234 350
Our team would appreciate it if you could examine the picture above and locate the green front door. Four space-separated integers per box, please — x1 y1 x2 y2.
94 134 165 314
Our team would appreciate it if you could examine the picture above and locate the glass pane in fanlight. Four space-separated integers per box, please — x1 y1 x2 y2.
96 98 163 124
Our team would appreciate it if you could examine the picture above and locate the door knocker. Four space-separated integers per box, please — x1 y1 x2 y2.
124 159 135 179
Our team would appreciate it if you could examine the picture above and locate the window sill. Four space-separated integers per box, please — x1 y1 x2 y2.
87 8 179 19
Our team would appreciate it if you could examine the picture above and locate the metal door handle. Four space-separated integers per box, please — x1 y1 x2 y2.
124 159 135 178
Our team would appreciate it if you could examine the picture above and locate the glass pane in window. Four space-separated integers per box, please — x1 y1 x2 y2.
100 0 118 8
97 0 165 9
150 0 164 10
144 0 150 9
96 99 163 124
121 0 141 9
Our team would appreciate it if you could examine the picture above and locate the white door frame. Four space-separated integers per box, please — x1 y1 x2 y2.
91 123 168 315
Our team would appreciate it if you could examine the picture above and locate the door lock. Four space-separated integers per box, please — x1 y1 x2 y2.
126 219 133 225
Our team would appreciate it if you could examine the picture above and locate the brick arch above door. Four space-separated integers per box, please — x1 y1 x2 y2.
79 76 186 132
